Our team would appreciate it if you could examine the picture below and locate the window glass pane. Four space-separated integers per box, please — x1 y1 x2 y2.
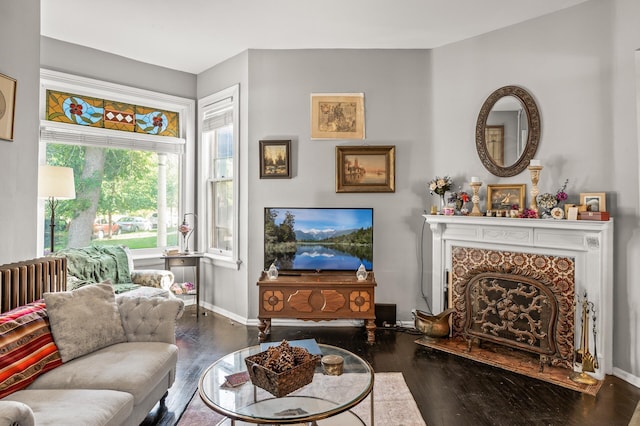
43 143 180 253
210 125 233 179
210 180 233 253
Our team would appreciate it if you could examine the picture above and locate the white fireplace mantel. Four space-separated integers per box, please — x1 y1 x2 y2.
424 214 614 379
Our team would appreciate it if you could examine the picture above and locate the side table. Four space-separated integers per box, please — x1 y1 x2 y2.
163 253 203 320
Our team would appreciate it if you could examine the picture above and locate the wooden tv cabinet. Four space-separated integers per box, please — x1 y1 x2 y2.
256 271 377 343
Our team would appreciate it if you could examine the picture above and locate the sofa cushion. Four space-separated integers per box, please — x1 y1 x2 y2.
44 283 126 362
29 341 178 405
0 302 62 399
3 388 133 426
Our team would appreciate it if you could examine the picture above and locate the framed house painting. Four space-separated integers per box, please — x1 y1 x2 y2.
311 93 365 140
0 73 17 141
260 140 291 178
486 183 526 212
336 145 395 193
580 192 606 212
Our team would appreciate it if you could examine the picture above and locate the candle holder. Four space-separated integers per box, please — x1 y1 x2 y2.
469 181 483 216
528 165 543 212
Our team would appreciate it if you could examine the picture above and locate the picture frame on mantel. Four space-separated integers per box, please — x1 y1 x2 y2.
335 145 395 193
0 73 17 141
486 183 526 212
580 192 606 212
310 93 365 140
259 140 291 179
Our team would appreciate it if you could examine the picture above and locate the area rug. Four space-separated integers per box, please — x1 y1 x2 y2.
630 400 640 426
177 372 425 425
415 336 602 396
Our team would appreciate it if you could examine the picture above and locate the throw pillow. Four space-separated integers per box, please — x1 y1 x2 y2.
44 283 126 363
0 301 63 398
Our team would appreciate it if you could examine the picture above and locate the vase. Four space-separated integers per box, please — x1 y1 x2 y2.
440 194 446 213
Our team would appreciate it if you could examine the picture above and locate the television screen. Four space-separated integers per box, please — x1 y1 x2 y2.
264 207 373 272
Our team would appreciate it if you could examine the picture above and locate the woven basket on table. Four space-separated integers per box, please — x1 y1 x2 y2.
245 352 321 397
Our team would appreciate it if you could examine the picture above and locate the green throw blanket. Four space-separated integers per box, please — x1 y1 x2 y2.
57 246 139 293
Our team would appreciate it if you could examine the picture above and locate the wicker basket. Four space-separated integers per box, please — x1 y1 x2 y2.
244 352 321 397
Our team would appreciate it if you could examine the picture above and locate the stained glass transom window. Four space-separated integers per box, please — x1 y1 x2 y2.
46 90 179 137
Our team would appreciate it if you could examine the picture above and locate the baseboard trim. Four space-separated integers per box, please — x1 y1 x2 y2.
613 367 640 389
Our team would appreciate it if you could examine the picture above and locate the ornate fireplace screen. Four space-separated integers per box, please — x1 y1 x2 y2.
451 249 575 370
464 272 559 368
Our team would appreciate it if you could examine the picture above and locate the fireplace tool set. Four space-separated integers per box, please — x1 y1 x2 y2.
570 292 599 385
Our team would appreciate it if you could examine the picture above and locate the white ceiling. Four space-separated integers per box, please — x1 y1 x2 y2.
41 0 589 75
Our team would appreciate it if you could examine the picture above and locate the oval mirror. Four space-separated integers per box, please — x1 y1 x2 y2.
475 86 541 177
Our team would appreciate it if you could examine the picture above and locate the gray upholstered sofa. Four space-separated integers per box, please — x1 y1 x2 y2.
0 283 184 426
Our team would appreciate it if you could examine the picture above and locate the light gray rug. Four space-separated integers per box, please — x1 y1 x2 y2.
177 372 425 425
630 400 640 426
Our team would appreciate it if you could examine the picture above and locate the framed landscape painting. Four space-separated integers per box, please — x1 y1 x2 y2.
311 93 365 140
260 140 291 179
335 145 395 193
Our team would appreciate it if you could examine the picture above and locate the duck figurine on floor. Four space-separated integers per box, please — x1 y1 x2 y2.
413 308 455 339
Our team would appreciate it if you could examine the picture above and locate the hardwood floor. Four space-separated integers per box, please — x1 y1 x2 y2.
142 306 640 426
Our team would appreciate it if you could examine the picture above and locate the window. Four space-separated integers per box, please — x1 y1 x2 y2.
199 85 239 266
39 69 194 256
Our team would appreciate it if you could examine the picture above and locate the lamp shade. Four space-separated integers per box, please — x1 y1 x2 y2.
38 165 76 199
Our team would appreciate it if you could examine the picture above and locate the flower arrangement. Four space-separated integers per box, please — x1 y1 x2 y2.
448 190 470 210
556 179 569 203
536 192 558 210
518 208 539 219
428 176 453 196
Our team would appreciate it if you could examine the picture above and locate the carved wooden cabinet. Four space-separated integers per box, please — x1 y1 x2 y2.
257 271 377 343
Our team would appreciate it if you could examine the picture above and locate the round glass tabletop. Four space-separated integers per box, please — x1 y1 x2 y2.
198 343 374 424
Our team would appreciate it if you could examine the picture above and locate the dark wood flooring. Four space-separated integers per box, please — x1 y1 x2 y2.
142 306 640 426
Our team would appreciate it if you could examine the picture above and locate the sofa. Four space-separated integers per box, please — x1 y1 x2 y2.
0 283 184 426
55 245 175 294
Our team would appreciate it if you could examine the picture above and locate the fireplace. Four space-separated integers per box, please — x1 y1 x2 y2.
424 215 613 380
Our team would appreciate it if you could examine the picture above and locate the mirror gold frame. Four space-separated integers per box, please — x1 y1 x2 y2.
475 86 541 177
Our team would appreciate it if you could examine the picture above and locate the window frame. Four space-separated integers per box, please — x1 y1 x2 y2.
198 84 240 269
38 69 196 259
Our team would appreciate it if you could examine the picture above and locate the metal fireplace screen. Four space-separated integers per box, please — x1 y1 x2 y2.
464 272 557 356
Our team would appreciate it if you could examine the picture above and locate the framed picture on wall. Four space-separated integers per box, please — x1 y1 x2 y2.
486 183 526 211
335 145 395 193
260 140 291 178
580 192 606 212
0 73 17 141
310 93 365 140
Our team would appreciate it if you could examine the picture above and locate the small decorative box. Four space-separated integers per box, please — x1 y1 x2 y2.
579 211 610 221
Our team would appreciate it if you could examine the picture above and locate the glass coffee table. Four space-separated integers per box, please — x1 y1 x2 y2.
198 344 374 425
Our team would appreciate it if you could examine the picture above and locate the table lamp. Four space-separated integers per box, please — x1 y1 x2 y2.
38 165 76 253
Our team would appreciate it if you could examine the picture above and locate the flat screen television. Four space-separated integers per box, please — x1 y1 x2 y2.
264 207 373 272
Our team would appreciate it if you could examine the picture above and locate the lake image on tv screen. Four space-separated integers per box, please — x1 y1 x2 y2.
264 208 373 271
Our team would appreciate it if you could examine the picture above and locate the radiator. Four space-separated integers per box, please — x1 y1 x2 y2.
0 257 67 313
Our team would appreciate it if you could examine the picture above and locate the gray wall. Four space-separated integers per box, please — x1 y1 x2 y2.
245 49 432 320
0 0 41 262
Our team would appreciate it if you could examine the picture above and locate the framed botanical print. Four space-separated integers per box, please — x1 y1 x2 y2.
335 145 395 193
311 93 365 140
0 73 17 141
260 140 291 178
